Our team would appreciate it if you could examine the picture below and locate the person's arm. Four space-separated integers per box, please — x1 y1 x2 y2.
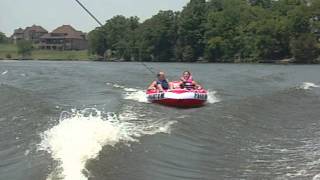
193 81 202 89
157 84 164 92
166 79 173 90
179 80 185 89
147 81 156 90
168 82 174 90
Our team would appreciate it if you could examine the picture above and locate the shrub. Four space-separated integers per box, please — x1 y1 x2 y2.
17 40 33 58
5 53 12 59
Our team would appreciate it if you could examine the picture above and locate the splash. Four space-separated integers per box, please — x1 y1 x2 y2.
39 110 121 180
207 90 220 104
124 87 139 92
300 82 320 90
39 108 174 180
313 174 320 180
106 82 148 103
1 70 8 75
106 82 125 89
123 88 149 103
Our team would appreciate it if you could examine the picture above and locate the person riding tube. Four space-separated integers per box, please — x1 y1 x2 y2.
180 71 202 90
148 71 172 92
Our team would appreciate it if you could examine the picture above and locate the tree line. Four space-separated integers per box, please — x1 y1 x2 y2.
0 32 8 44
88 0 320 63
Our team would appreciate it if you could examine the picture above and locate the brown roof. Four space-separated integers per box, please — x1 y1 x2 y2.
40 25 86 40
52 25 82 35
14 28 24 34
25 25 48 33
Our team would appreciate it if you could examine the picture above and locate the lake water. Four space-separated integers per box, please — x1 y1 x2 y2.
1 61 320 180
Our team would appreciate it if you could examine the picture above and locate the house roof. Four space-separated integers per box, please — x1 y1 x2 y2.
13 25 47 37
25 25 48 33
52 25 77 34
14 28 24 34
52 25 84 36
40 25 86 40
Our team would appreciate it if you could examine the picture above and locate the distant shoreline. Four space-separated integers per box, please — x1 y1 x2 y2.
1 58 319 65
0 43 319 64
1 43 319 64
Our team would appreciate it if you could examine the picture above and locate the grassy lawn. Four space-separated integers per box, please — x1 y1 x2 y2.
0 43 18 59
0 43 91 60
32 49 90 60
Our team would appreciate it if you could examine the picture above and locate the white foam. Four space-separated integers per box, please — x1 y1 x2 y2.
39 108 174 180
124 87 139 92
105 82 126 89
313 174 320 180
1 70 8 75
112 84 125 89
207 90 220 104
106 83 149 102
300 82 320 90
106 82 148 103
40 110 121 180
123 88 149 103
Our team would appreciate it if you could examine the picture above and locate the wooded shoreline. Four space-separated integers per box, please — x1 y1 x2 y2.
1 0 320 64
87 0 320 64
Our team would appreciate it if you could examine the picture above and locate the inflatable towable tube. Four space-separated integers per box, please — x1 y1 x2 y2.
146 85 208 108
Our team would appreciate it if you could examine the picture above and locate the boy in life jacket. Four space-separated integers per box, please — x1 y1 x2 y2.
179 71 202 90
148 71 172 92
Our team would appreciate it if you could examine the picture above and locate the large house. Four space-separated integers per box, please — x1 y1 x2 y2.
24 25 48 43
39 25 88 50
11 28 24 43
11 25 48 44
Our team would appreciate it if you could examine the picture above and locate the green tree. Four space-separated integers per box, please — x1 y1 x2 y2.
287 5 311 35
88 16 139 61
207 0 223 11
248 0 272 8
87 0 320 63
205 0 259 61
0 32 8 43
17 40 33 58
177 0 207 61
104 15 139 61
137 10 178 61
290 33 319 63
182 45 195 62
205 36 224 62
250 16 291 60
88 27 108 57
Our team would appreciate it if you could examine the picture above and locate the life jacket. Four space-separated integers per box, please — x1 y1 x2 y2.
181 76 194 90
156 79 169 90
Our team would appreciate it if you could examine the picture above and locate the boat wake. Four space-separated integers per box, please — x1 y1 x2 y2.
299 82 320 90
106 82 149 103
39 108 175 180
123 88 149 103
207 90 220 104
106 82 126 89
